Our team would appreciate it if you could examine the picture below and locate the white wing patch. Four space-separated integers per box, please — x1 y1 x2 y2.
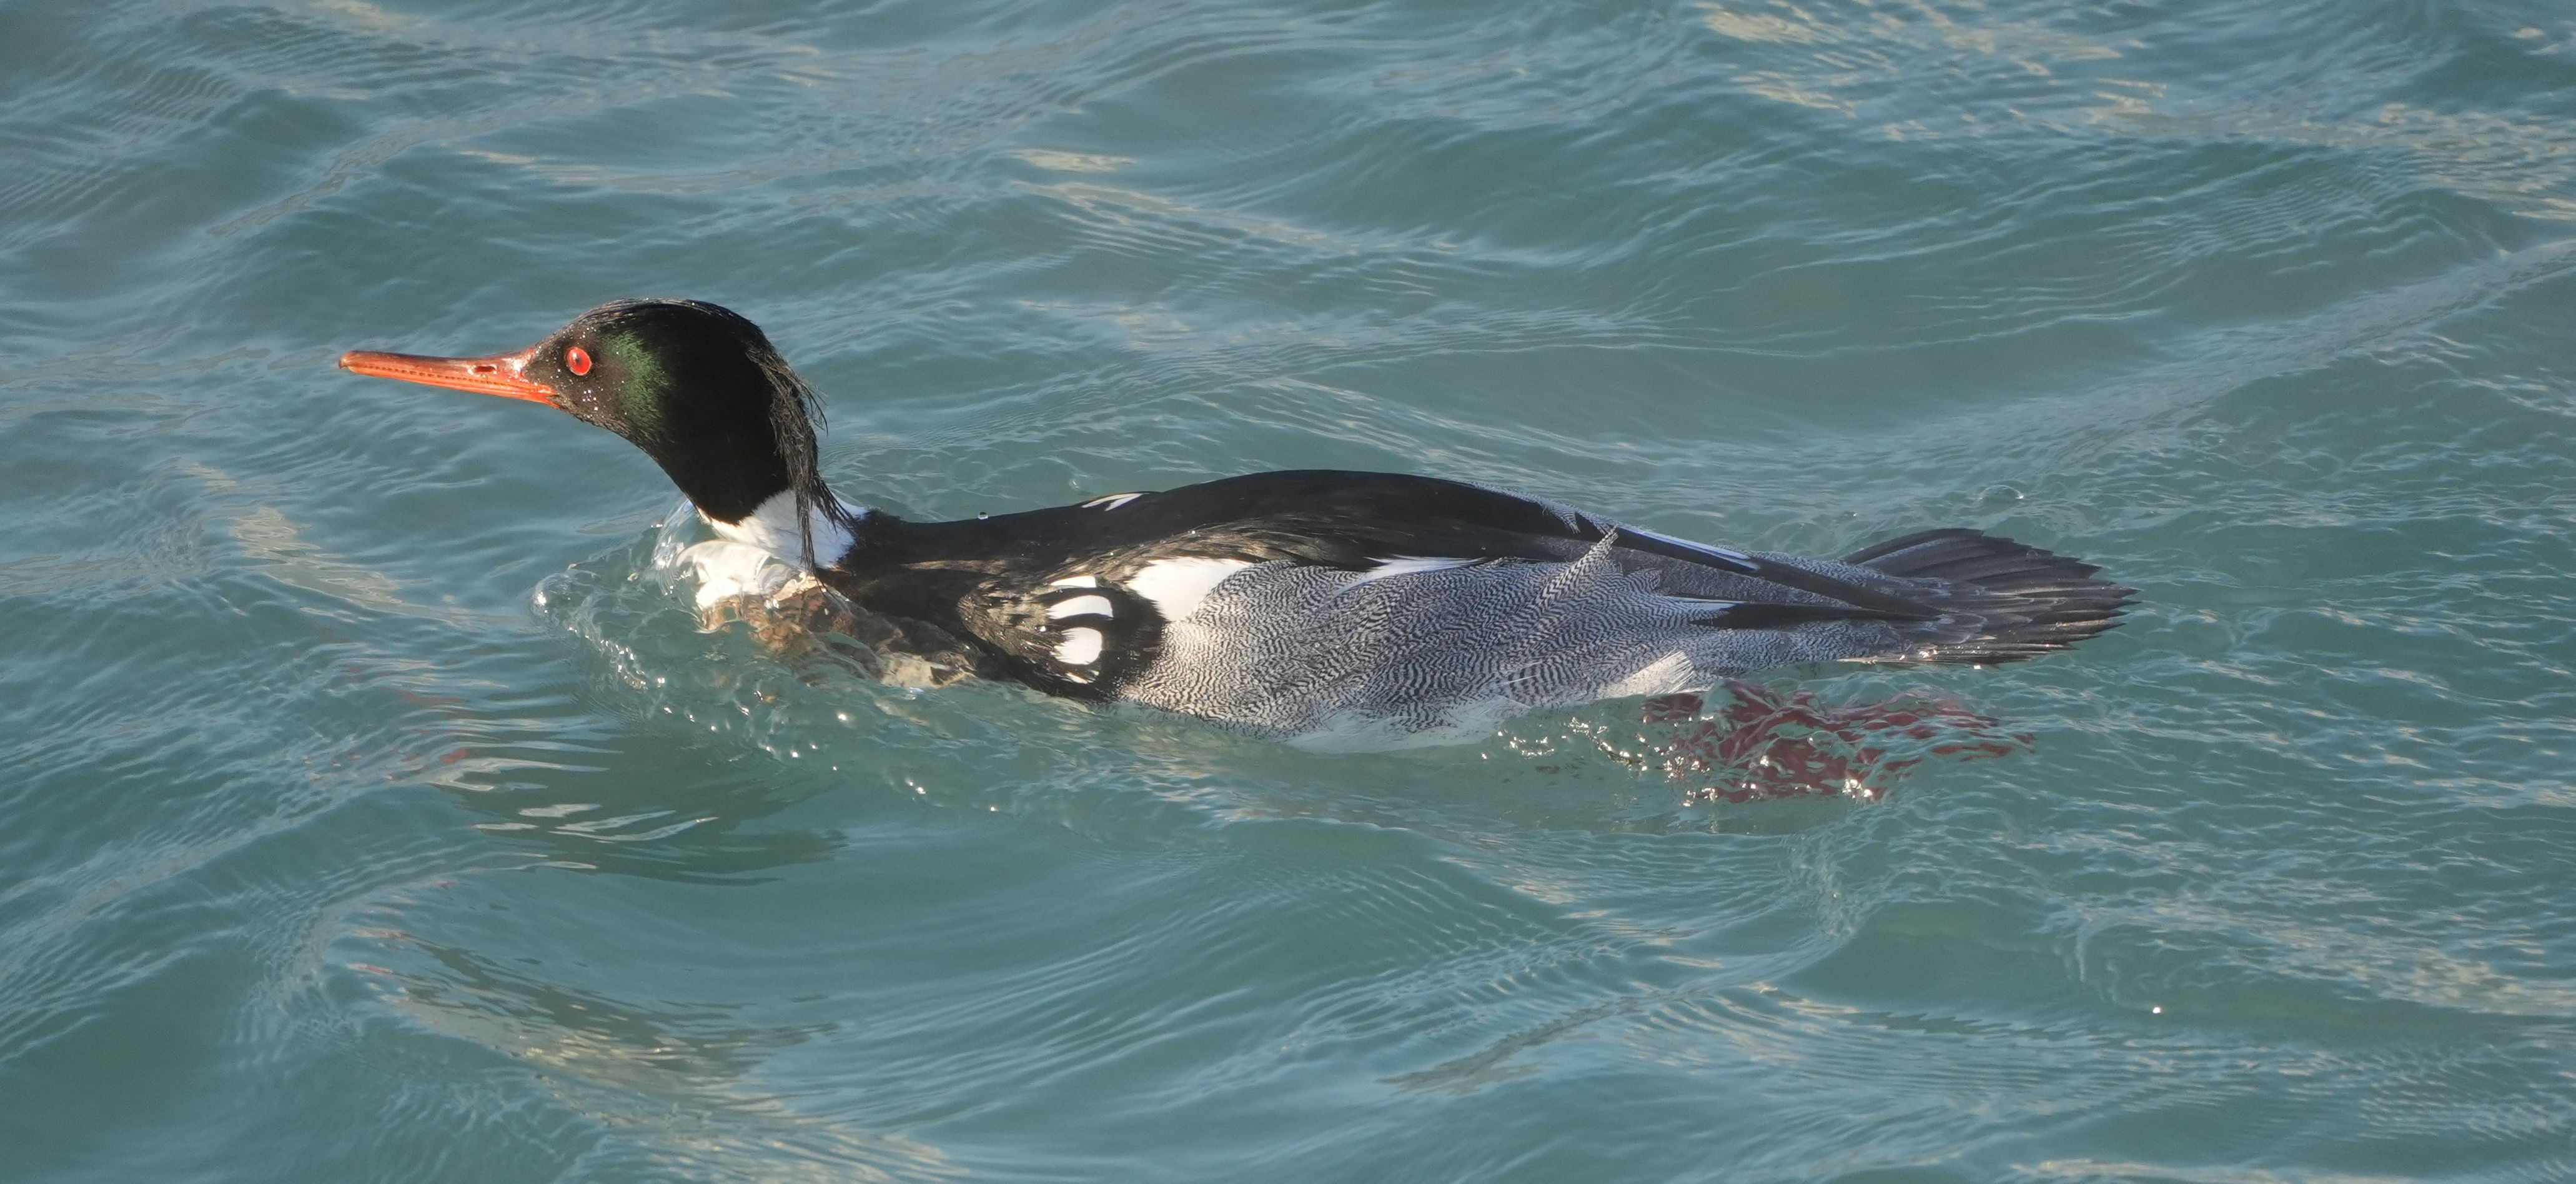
1047 594 1114 620
1346 555 1477 588
1081 492 1145 510
1054 627 1104 665
1126 557 1251 624
1047 575 1099 589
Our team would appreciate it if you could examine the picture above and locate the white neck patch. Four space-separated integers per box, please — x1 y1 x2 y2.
706 489 866 569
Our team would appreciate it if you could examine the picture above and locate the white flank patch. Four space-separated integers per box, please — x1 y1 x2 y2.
1125 557 1251 623
1081 492 1145 510
1054 627 1104 665
1047 594 1114 620
1046 574 1099 589
1347 555 1476 588
678 540 796 609
706 489 866 568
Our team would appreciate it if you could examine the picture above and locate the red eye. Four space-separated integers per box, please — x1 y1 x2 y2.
564 346 592 376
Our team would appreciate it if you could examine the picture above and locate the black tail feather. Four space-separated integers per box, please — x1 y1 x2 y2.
1843 529 2134 665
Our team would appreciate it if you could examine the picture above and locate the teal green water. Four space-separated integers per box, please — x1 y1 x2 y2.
7 1 2576 1180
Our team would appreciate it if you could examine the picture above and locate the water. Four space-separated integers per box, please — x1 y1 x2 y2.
6 1 2575 1179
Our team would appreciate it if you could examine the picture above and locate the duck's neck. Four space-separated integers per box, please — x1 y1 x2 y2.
705 487 871 570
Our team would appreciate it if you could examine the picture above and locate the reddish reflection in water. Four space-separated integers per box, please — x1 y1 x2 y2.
1640 681 2033 803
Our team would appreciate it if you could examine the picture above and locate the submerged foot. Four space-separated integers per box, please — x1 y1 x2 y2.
1642 680 2033 803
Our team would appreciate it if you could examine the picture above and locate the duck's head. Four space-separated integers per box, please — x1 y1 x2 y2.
341 298 851 564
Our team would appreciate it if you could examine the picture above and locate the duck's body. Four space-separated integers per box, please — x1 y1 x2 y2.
343 299 2131 749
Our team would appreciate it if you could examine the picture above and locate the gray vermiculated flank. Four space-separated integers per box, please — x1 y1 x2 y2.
1119 533 1923 744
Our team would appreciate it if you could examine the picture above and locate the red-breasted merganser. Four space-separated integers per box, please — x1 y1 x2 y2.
341 299 2132 748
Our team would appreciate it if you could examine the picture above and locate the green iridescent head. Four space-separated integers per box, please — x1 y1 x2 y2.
342 297 846 559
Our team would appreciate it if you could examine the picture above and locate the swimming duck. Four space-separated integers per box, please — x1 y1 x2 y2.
341 299 2131 748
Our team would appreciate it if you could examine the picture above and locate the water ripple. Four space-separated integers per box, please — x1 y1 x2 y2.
9 0 2576 1179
